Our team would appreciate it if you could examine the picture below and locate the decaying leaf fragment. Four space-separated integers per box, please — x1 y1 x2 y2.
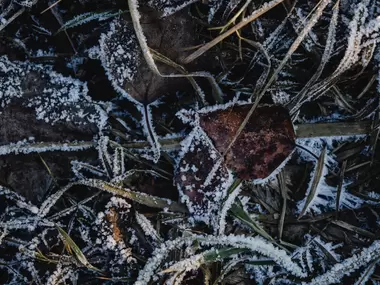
175 103 295 221
174 127 233 223
199 104 296 180
99 13 194 104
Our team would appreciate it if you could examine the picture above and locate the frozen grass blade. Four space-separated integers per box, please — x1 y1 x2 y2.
307 240 380 285
56 225 102 272
278 172 287 241
335 160 347 217
330 220 376 239
0 141 95 156
39 179 187 217
56 10 126 34
135 234 305 284
230 201 275 242
299 147 327 218
354 256 380 285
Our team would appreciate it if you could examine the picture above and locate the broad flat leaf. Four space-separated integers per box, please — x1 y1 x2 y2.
99 12 194 104
174 127 233 223
99 12 195 161
199 104 296 179
0 56 108 133
175 104 295 220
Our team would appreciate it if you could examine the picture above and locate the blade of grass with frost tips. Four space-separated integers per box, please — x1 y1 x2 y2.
56 10 127 34
0 141 95 156
230 201 275 242
135 235 305 284
160 248 250 274
306 240 380 285
288 0 339 113
299 147 327 218
56 225 102 272
313 238 339 264
39 179 188 217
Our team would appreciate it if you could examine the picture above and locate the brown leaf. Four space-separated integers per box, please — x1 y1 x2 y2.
106 207 123 243
174 129 232 219
199 104 296 180
100 10 195 104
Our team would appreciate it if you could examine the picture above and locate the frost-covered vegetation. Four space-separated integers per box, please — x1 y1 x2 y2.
1 0 380 284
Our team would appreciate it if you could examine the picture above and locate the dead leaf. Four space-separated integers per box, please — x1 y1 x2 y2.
106 207 123 243
100 10 195 104
199 104 296 180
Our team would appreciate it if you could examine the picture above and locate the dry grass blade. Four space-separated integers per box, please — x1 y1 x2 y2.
370 122 380 166
209 0 253 33
278 172 287 241
182 0 285 64
331 220 376 239
39 179 188 217
0 8 25 32
299 147 327 218
85 179 187 213
56 225 102 272
127 0 223 103
230 201 275 242
335 160 347 218
40 0 63 14
295 121 371 138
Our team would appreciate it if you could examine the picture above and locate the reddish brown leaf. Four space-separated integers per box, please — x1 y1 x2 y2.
199 104 296 180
